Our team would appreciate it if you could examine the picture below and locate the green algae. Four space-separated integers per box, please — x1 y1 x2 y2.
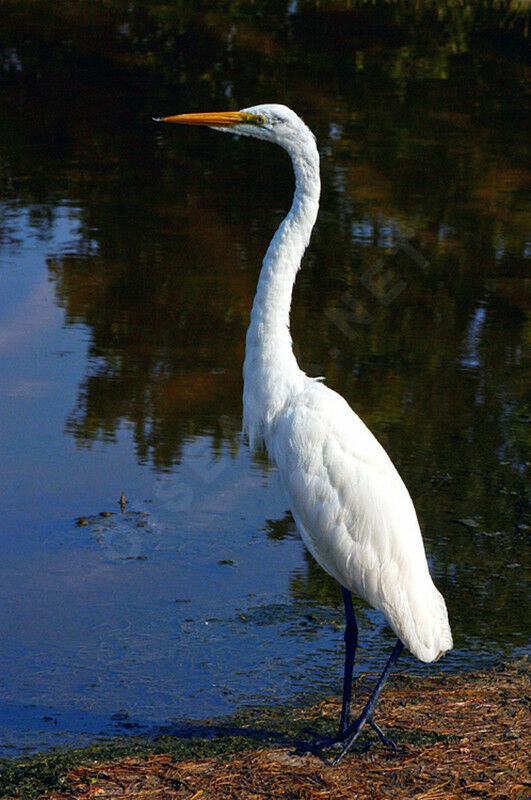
1 664 526 800
0 674 461 800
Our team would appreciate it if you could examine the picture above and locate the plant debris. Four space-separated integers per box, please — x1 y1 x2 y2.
1 660 529 800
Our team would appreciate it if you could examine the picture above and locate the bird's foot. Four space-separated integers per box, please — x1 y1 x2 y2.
300 715 396 760
368 717 397 754
329 715 397 764
300 731 344 755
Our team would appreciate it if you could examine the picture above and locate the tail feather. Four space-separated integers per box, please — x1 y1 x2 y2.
431 588 453 661
386 581 453 663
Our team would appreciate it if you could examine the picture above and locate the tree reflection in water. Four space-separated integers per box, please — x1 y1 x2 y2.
0 0 528 722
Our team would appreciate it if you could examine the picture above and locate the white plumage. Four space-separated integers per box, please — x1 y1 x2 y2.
238 104 452 664
269 380 452 662
159 103 452 757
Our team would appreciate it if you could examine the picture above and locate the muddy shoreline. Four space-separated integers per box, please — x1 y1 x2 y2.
1 659 528 799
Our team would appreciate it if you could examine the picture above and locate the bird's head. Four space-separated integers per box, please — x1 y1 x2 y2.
154 103 315 155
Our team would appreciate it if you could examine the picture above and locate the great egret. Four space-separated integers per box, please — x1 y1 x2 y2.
156 104 452 762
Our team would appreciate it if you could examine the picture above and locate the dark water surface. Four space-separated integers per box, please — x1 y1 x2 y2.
0 2 529 756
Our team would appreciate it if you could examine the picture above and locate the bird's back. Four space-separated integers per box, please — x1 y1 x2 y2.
266 378 452 663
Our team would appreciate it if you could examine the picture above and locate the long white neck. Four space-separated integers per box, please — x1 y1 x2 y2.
243 135 320 450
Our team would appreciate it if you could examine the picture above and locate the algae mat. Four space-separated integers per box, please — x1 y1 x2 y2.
1 661 529 800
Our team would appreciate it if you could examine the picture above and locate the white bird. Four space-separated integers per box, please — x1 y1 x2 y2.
156 104 452 761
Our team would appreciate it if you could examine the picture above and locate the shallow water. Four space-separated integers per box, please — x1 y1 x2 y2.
0 1 528 756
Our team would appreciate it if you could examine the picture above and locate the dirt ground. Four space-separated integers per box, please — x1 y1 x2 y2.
2 660 529 800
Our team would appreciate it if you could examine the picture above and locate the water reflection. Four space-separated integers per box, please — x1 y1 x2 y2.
0 0 528 755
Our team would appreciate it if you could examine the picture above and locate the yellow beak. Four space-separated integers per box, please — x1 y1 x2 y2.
154 111 264 127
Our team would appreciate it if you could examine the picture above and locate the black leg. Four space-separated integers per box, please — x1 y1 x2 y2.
332 639 404 764
339 590 389 745
369 717 398 754
299 600 400 759
339 587 357 733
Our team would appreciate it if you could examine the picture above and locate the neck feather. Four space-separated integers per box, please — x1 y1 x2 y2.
243 138 320 449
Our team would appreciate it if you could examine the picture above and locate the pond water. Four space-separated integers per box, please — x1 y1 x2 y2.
0 1 528 757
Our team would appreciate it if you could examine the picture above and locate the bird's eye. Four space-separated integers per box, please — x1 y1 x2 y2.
255 115 266 125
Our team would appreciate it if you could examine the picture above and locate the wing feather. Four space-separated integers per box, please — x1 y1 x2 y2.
268 380 452 662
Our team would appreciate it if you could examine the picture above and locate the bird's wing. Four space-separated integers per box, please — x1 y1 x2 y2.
269 380 452 662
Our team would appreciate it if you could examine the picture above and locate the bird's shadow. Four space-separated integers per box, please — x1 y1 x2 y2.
151 717 371 761
155 718 305 748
